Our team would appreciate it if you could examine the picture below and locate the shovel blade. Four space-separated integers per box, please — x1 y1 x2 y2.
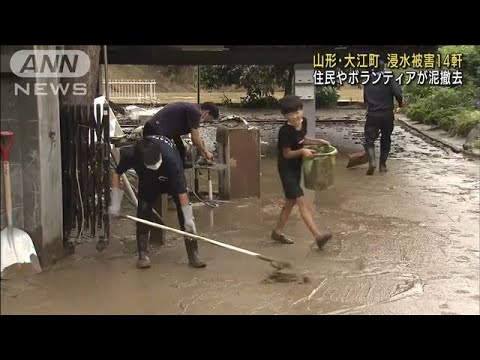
346 151 368 168
1 227 42 274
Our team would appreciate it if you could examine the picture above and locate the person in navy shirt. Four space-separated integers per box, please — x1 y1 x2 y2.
109 135 206 269
143 102 220 167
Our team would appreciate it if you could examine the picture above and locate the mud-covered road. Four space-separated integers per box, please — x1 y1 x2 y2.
2 109 479 315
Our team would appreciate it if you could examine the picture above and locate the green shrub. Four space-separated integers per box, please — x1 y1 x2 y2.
403 83 434 103
439 45 479 89
404 87 472 130
453 109 480 136
315 86 339 108
402 45 479 136
240 95 279 108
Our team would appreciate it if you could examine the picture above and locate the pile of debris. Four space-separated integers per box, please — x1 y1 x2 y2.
108 100 163 132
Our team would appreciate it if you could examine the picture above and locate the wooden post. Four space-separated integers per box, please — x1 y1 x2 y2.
151 194 168 245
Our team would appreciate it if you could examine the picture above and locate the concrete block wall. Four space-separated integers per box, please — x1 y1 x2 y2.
1 45 63 266
1 72 36 231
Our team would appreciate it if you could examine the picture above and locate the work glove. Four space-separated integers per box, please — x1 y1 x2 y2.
182 204 197 234
108 188 124 217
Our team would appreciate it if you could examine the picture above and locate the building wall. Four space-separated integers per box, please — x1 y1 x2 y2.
0 45 64 266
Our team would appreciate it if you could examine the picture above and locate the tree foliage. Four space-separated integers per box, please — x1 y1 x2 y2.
201 65 339 108
438 45 480 94
200 65 291 106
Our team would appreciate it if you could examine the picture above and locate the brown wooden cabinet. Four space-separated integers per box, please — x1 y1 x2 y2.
216 126 261 200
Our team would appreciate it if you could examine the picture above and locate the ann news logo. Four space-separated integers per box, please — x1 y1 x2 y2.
10 50 91 96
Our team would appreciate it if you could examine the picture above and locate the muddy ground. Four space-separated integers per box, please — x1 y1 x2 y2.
1 108 479 315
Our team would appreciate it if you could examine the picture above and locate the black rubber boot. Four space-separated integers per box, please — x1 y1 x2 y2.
379 153 388 172
137 234 151 269
366 147 376 175
184 238 206 268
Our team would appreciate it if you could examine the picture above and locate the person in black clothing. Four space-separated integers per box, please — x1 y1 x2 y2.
363 60 404 175
108 136 206 269
143 102 220 167
271 95 333 248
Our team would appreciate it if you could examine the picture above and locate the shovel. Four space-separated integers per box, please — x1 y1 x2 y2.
1 131 42 275
346 150 368 168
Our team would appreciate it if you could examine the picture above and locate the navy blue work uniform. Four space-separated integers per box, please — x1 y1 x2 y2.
143 102 202 167
363 73 403 164
115 135 188 238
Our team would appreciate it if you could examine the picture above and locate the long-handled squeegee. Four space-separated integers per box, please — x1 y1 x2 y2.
122 214 292 270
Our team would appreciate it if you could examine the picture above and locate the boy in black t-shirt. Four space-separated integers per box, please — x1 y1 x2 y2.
272 95 333 248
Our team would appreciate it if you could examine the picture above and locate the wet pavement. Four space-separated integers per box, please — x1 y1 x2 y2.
1 113 479 315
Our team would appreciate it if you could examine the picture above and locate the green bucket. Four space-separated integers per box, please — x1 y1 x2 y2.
302 144 338 191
